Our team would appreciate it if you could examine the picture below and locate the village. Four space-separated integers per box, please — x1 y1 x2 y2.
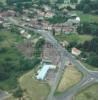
0 0 82 82
2 0 97 100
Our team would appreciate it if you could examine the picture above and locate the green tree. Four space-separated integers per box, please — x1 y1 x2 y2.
13 87 23 100
34 38 45 57
83 4 91 13
70 0 78 4
52 28 55 36
87 54 98 67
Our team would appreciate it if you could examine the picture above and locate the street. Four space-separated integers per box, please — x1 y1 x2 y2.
8 17 98 100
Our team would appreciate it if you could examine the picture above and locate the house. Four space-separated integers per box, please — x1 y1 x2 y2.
43 5 51 12
71 48 81 56
20 30 31 39
22 17 31 22
45 11 54 18
36 64 56 80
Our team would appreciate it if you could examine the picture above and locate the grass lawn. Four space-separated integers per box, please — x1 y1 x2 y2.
0 30 22 48
66 34 93 44
0 0 6 4
75 84 98 100
18 69 50 100
56 66 82 93
82 62 98 71
76 11 98 23
55 33 93 44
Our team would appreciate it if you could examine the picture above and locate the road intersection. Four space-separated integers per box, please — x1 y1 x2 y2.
8 17 98 100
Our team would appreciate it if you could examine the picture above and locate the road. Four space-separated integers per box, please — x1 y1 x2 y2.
0 90 11 100
8 17 98 100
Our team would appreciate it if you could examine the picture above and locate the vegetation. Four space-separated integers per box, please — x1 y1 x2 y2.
13 86 23 99
0 30 41 90
70 0 78 4
83 62 98 71
75 84 98 100
6 0 32 5
55 33 93 44
77 22 98 36
47 15 68 24
76 0 98 14
34 38 45 57
76 22 98 68
18 69 50 100
76 11 98 23
56 66 82 93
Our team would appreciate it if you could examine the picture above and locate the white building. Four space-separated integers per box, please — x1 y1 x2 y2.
20 30 31 39
72 47 81 56
36 64 56 80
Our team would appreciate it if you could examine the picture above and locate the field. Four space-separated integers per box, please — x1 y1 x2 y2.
0 30 22 48
6 69 50 100
76 11 98 23
75 84 98 100
56 66 82 93
65 34 93 44
82 62 98 71
0 0 6 4
0 29 42 91
55 33 93 44
18 69 50 100
0 30 22 90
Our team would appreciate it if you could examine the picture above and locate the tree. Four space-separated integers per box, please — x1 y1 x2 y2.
34 38 45 57
56 0 64 4
83 4 91 13
0 2 4 7
52 28 55 36
0 71 9 81
6 0 32 5
87 54 98 67
76 0 91 11
70 0 78 4
77 22 98 35
15 3 23 13
13 87 23 100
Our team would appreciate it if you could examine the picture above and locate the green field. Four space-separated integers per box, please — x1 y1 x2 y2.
0 30 22 90
76 11 98 23
55 33 93 44
18 69 50 100
75 84 98 100
82 62 98 71
0 30 22 48
56 66 82 93
0 0 6 4
6 69 50 100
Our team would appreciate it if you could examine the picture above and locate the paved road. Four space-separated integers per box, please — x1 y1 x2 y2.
8 18 98 100
0 90 10 100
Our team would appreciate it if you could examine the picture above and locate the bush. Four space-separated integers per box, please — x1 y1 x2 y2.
83 4 91 13
0 72 9 81
87 54 98 67
13 87 23 98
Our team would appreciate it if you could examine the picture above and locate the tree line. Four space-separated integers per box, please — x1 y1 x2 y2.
67 22 98 67
6 0 32 5
0 47 40 81
76 0 98 14
77 22 98 36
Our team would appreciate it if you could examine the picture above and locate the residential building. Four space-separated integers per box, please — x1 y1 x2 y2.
72 47 81 56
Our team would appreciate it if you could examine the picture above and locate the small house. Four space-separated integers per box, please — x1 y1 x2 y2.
72 47 81 56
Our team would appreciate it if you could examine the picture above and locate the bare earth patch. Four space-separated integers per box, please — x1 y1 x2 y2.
57 66 82 93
